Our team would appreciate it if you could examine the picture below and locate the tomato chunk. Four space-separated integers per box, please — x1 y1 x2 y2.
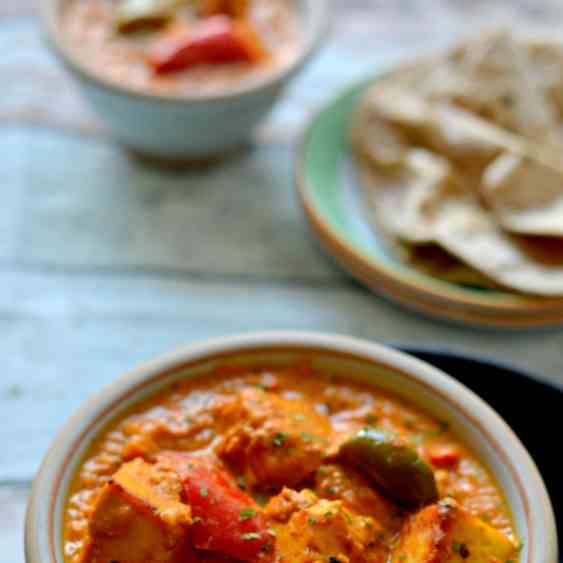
158 453 274 562
149 16 266 73
428 445 460 468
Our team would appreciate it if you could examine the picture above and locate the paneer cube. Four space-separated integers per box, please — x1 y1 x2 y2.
314 463 403 532
266 488 381 563
391 498 517 563
216 388 333 488
81 458 192 563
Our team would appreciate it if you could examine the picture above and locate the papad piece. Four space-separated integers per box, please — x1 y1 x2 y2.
358 149 461 244
432 196 563 296
527 40 563 117
482 152 563 236
353 85 522 172
398 243 501 288
421 29 561 145
350 94 410 168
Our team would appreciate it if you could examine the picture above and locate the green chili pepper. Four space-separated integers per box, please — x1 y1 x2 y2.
339 428 438 508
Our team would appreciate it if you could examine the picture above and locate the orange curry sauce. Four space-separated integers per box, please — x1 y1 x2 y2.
63 364 517 563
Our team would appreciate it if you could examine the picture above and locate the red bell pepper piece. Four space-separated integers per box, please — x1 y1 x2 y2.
149 16 266 73
158 453 275 562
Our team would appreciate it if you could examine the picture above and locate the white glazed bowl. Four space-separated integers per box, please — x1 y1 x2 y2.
38 0 328 160
25 332 557 563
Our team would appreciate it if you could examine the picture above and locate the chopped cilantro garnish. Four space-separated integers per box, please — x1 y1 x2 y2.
241 532 261 541
427 420 449 437
516 541 524 553
199 487 208 497
272 432 289 448
365 413 378 425
452 542 470 558
501 94 515 107
408 433 424 446
239 507 257 521
260 540 271 553
404 417 417 430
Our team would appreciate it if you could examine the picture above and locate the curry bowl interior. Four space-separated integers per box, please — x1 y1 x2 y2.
39 0 328 103
26 334 556 563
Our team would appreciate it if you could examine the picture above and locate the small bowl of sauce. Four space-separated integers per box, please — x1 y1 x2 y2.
40 0 327 159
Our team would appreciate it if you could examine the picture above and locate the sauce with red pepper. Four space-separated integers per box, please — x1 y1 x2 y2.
63 364 518 563
61 0 302 96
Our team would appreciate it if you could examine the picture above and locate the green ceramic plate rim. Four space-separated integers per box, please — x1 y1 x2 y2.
295 77 563 317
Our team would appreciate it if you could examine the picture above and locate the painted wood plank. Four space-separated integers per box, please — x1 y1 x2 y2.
0 12 562 280
0 22 402 281
1 269 562 481
3 9 563 142
0 130 27 262
11 130 344 280
0 1 33 18
0 485 27 563
0 19 411 142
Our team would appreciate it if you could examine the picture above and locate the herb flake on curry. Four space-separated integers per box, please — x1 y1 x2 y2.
63 364 518 563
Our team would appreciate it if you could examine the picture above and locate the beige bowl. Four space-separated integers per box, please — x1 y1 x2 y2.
25 332 557 563
38 0 328 160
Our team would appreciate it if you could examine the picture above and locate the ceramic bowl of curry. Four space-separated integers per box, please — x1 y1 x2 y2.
39 0 327 160
25 332 557 563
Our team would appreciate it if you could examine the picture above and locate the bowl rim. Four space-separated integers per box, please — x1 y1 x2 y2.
25 331 558 563
37 0 329 105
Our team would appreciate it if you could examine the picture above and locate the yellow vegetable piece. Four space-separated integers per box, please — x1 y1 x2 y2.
81 458 192 563
266 488 381 563
391 498 517 563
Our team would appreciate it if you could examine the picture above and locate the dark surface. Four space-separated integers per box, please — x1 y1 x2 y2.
397 346 562 549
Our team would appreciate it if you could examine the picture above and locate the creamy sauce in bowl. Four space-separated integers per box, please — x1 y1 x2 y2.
61 0 303 97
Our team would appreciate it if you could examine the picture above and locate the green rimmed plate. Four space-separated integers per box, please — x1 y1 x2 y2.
295 80 563 328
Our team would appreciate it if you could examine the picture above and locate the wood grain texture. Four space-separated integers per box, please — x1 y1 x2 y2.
8 131 341 280
2 268 563 482
0 485 27 563
0 1 34 18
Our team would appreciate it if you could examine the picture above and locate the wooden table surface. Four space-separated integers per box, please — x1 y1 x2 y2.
2 1 563 560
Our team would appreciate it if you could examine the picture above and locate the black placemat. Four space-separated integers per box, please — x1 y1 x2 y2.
396 346 562 547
